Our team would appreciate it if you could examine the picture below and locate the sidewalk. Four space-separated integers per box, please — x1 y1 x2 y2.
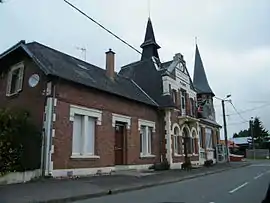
0 162 249 203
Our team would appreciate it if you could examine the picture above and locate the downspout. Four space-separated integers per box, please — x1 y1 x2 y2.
47 82 56 176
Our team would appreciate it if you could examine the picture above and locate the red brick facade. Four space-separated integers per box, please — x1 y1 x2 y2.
52 80 161 170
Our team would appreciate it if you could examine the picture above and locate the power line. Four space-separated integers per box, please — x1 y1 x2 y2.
229 101 248 122
63 0 268 120
226 103 270 116
63 0 141 55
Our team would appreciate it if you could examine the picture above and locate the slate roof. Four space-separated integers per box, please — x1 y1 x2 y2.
120 58 174 108
0 41 158 107
193 44 215 96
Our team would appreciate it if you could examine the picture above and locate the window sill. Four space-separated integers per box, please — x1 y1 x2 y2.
174 153 183 157
71 155 100 159
206 148 215 151
140 154 155 158
6 92 20 98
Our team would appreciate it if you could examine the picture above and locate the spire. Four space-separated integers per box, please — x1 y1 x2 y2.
140 18 160 60
193 44 215 96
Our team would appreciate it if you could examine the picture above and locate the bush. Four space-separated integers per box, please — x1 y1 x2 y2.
0 108 42 176
204 159 214 167
148 160 170 171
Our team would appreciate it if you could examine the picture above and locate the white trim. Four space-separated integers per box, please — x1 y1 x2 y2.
190 127 198 138
140 153 155 158
165 110 172 165
138 119 155 132
51 164 152 177
70 105 102 125
6 61 25 96
174 153 183 157
52 113 56 122
172 123 181 132
54 98 57 106
180 124 191 137
71 155 100 159
112 113 131 129
52 129 55 138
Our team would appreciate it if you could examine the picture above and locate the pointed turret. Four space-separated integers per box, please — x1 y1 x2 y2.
140 18 160 60
193 44 214 96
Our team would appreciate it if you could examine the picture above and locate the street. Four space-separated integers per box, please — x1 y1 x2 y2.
75 162 270 203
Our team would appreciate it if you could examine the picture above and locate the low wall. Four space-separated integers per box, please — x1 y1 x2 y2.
0 169 41 185
246 149 269 159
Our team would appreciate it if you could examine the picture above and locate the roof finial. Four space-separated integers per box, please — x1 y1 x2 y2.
195 36 198 45
148 0 151 19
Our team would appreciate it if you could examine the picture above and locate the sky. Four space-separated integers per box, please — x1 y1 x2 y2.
1 0 270 139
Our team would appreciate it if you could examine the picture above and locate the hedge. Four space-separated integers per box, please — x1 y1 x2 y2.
0 108 42 176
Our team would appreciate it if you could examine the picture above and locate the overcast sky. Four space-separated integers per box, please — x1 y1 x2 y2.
1 0 270 139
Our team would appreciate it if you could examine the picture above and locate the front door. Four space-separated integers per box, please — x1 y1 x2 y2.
114 123 125 165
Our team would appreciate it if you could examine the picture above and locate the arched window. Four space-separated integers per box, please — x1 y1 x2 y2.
173 126 182 155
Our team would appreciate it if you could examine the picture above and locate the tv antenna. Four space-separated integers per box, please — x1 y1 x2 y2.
76 46 87 61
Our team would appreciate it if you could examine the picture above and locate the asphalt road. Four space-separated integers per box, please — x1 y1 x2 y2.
74 161 270 203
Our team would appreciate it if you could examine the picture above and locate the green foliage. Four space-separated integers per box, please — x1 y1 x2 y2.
233 129 250 138
0 108 42 176
253 117 268 147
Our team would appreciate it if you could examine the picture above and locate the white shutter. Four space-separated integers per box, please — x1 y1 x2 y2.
72 114 83 155
86 117 95 155
6 71 12 96
17 65 24 92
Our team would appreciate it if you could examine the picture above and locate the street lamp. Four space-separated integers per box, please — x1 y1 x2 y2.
221 94 231 163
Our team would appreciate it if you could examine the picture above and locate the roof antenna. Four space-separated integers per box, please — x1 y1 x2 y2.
148 0 151 19
76 46 87 61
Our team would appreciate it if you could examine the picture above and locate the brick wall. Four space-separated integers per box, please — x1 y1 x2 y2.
52 80 161 170
0 55 47 130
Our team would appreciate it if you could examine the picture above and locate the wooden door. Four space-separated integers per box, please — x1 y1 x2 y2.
114 123 125 165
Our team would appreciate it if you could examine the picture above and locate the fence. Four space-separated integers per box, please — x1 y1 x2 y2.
246 149 270 159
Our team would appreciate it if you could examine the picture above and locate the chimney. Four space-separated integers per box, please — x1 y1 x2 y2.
105 48 115 79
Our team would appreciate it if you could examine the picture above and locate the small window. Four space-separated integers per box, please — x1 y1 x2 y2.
140 125 153 155
172 89 177 103
6 62 24 96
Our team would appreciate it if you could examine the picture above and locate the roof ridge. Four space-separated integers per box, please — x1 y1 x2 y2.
27 41 104 71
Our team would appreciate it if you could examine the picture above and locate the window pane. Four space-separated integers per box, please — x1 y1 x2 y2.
141 126 147 154
86 117 95 155
10 69 20 94
72 114 83 155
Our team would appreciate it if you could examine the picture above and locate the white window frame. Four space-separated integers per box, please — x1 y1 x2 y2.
6 62 24 96
70 105 102 159
138 119 155 158
205 127 213 150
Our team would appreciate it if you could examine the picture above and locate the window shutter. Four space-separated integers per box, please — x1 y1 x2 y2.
17 66 24 92
6 71 12 96
86 117 95 155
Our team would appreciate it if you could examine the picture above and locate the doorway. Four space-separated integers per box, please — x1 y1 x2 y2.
114 122 126 165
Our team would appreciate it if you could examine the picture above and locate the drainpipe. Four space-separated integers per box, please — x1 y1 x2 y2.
47 82 56 176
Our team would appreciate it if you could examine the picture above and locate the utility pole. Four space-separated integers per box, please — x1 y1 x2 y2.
250 118 255 160
222 99 229 163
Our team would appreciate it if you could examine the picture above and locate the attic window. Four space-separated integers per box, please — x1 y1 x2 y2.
6 62 24 96
77 64 88 70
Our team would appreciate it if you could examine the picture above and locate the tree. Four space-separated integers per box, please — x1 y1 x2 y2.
233 129 250 138
252 117 268 147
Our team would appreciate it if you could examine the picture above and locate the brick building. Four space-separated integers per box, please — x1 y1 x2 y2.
0 18 220 177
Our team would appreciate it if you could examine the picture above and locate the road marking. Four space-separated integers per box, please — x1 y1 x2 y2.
229 182 249 193
254 173 264 180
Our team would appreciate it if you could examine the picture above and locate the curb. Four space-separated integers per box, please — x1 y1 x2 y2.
39 163 251 203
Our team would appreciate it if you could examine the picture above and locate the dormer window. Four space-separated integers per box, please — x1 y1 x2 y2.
6 62 24 96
